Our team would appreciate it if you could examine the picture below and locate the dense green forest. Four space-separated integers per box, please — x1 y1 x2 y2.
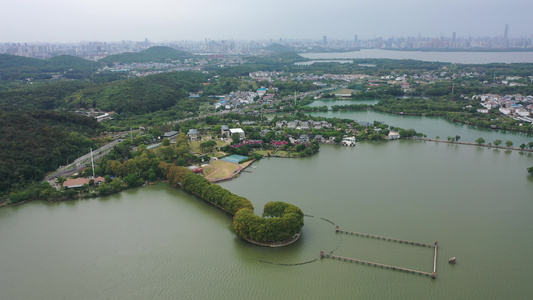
202 51 309 76
161 163 304 243
289 59 533 79
233 201 304 243
0 71 211 115
99 46 194 65
0 54 104 82
88 71 207 114
373 98 533 133
0 80 94 111
246 51 308 65
262 43 294 54
0 111 101 195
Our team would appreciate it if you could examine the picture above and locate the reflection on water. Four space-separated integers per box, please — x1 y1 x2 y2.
310 109 533 144
1 142 533 299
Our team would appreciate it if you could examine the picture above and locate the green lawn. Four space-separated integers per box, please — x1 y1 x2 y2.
252 149 274 156
274 150 292 157
189 138 229 154
208 152 226 158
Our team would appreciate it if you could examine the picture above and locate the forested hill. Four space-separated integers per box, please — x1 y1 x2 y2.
0 54 102 82
45 55 97 70
85 71 208 114
246 51 308 65
99 46 194 64
0 54 42 69
0 81 93 111
263 43 294 54
0 71 208 114
0 111 101 195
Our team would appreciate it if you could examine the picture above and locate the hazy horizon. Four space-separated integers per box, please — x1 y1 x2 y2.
1 0 532 43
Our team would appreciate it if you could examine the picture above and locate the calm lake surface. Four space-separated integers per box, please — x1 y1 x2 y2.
309 109 533 145
308 99 380 107
295 60 354 65
1 141 533 299
300 49 533 64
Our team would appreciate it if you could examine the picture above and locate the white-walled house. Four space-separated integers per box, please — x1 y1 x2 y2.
229 128 245 141
388 131 401 140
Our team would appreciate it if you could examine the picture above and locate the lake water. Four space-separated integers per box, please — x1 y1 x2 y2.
295 60 353 65
308 99 380 107
300 49 533 64
309 110 533 145
1 140 533 299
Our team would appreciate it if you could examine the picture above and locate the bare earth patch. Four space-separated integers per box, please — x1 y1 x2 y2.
204 160 240 181
332 88 355 95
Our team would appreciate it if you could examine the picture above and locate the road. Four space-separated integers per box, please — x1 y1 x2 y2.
169 85 342 125
43 139 123 183
43 85 342 185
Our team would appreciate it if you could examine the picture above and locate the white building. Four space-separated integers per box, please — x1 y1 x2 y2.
229 128 245 141
516 109 530 117
499 107 512 115
388 131 401 140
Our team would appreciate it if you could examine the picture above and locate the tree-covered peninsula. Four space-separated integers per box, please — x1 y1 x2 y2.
161 162 304 245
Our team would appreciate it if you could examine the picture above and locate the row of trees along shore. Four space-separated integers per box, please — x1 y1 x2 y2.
159 162 304 244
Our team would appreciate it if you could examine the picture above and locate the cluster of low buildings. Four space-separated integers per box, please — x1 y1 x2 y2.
214 91 259 110
213 89 277 111
475 94 533 123
268 73 369 84
274 119 332 130
249 71 282 82
182 126 246 142
103 62 198 77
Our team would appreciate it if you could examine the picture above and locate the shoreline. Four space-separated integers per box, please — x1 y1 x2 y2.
373 109 533 135
2 138 531 209
207 159 255 183
412 137 533 152
243 232 301 248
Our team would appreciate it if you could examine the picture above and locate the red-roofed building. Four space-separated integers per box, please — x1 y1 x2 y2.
63 177 106 189
270 141 288 148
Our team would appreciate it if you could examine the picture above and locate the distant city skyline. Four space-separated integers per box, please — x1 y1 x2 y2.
1 0 532 43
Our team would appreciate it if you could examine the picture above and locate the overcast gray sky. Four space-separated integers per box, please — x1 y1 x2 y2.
1 0 532 43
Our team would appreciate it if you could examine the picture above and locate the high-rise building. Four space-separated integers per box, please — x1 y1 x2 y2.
504 24 509 39
452 32 456 42
323 36 327 46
